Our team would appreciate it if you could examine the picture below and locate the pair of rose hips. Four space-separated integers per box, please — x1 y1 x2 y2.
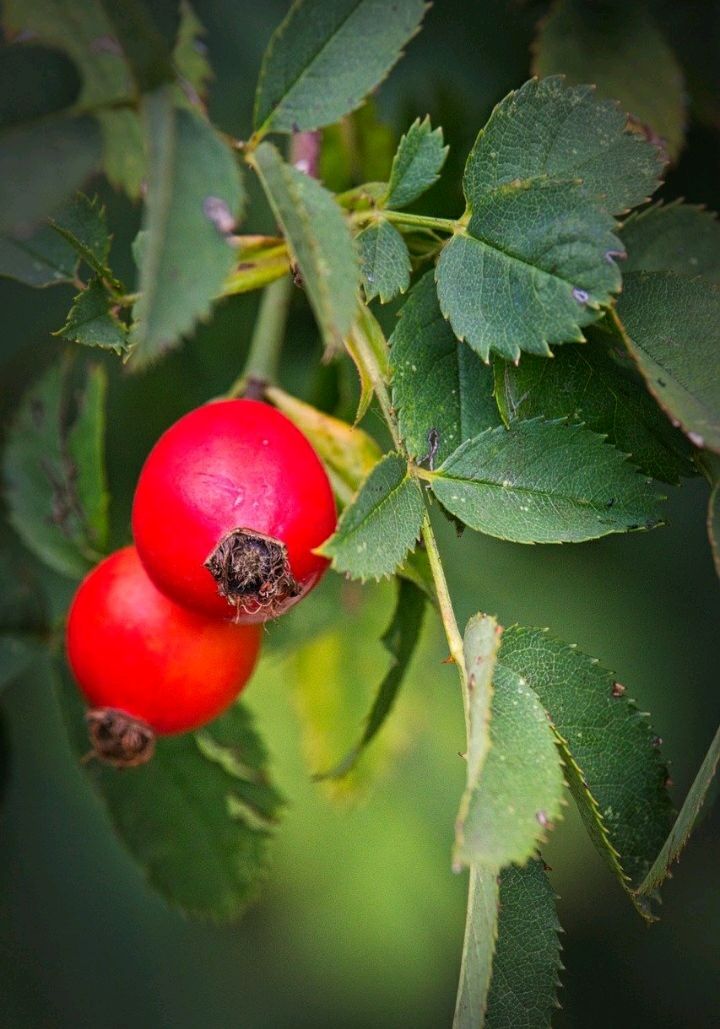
66 398 337 766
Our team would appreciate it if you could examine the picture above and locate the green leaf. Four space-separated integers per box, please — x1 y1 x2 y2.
0 222 78 287
55 277 129 354
436 179 622 361
253 141 359 353
453 866 499 1029
320 453 425 581
453 650 565 869
390 271 502 464
173 0 212 97
484 860 563 1029
637 722 720 896
493 339 696 484
454 615 503 861
345 304 390 421
50 193 118 286
3 0 133 108
0 114 102 236
621 201 720 282
96 108 146 199
385 116 448 209
253 0 428 135
264 386 382 507
316 577 425 778
617 272 720 453
430 419 663 544
462 77 663 217
58 665 283 920
97 0 175 94
128 88 245 367
357 220 411 303
0 635 40 696
534 0 686 159
497 627 673 903
3 358 109 578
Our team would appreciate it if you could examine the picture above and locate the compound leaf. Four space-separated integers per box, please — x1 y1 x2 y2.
534 0 686 159
493 339 695 484
430 419 663 544
497 627 673 910
128 88 244 367
3 358 109 578
616 272 720 453
55 278 129 354
357 220 411 303
385 116 448 209
390 272 501 465
319 453 424 581
59 666 283 920
253 141 358 353
621 201 720 282
253 0 428 135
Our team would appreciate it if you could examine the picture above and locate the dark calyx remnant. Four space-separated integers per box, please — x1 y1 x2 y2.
86 707 156 768
204 527 300 618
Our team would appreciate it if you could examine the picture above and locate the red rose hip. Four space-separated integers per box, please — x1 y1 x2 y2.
131 398 336 621
66 546 262 766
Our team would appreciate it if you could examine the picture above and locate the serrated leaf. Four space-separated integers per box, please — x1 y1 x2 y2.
173 0 212 97
436 179 622 361
385 116 448 209
128 88 244 367
616 271 720 453
0 222 78 287
493 339 695 484
357 220 410 303
453 865 499 1029
3 0 133 108
621 201 720 282
0 114 102 236
497 627 673 902
3 358 109 578
264 386 381 507
454 615 503 859
253 0 428 135
453 655 565 869
0 635 40 696
50 193 117 286
55 277 129 353
317 577 425 779
534 0 686 159
637 722 720 896
97 108 146 199
463 77 663 217
390 271 502 464
484 860 563 1029
58 664 283 919
252 141 358 353
320 453 424 581
430 419 663 544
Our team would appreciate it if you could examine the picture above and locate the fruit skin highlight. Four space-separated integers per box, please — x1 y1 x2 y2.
131 398 337 622
66 546 262 765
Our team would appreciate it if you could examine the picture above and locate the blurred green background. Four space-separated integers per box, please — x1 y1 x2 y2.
1 1 719 1026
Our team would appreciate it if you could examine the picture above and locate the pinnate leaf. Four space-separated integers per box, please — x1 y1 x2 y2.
357 220 411 303
534 0 686 159
385 116 448 209
497 627 673 903
59 667 283 920
621 201 720 282
617 272 720 453
320 453 424 581
253 141 358 353
253 0 428 135
316 577 425 779
129 89 244 367
3 358 109 578
391 272 501 464
55 278 129 354
493 339 695 483
430 419 663 544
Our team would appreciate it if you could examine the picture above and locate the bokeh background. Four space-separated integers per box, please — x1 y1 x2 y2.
1 1 719 1026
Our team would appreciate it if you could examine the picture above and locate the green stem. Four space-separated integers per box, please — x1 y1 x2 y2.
353 209 458 234
227 274 293 396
